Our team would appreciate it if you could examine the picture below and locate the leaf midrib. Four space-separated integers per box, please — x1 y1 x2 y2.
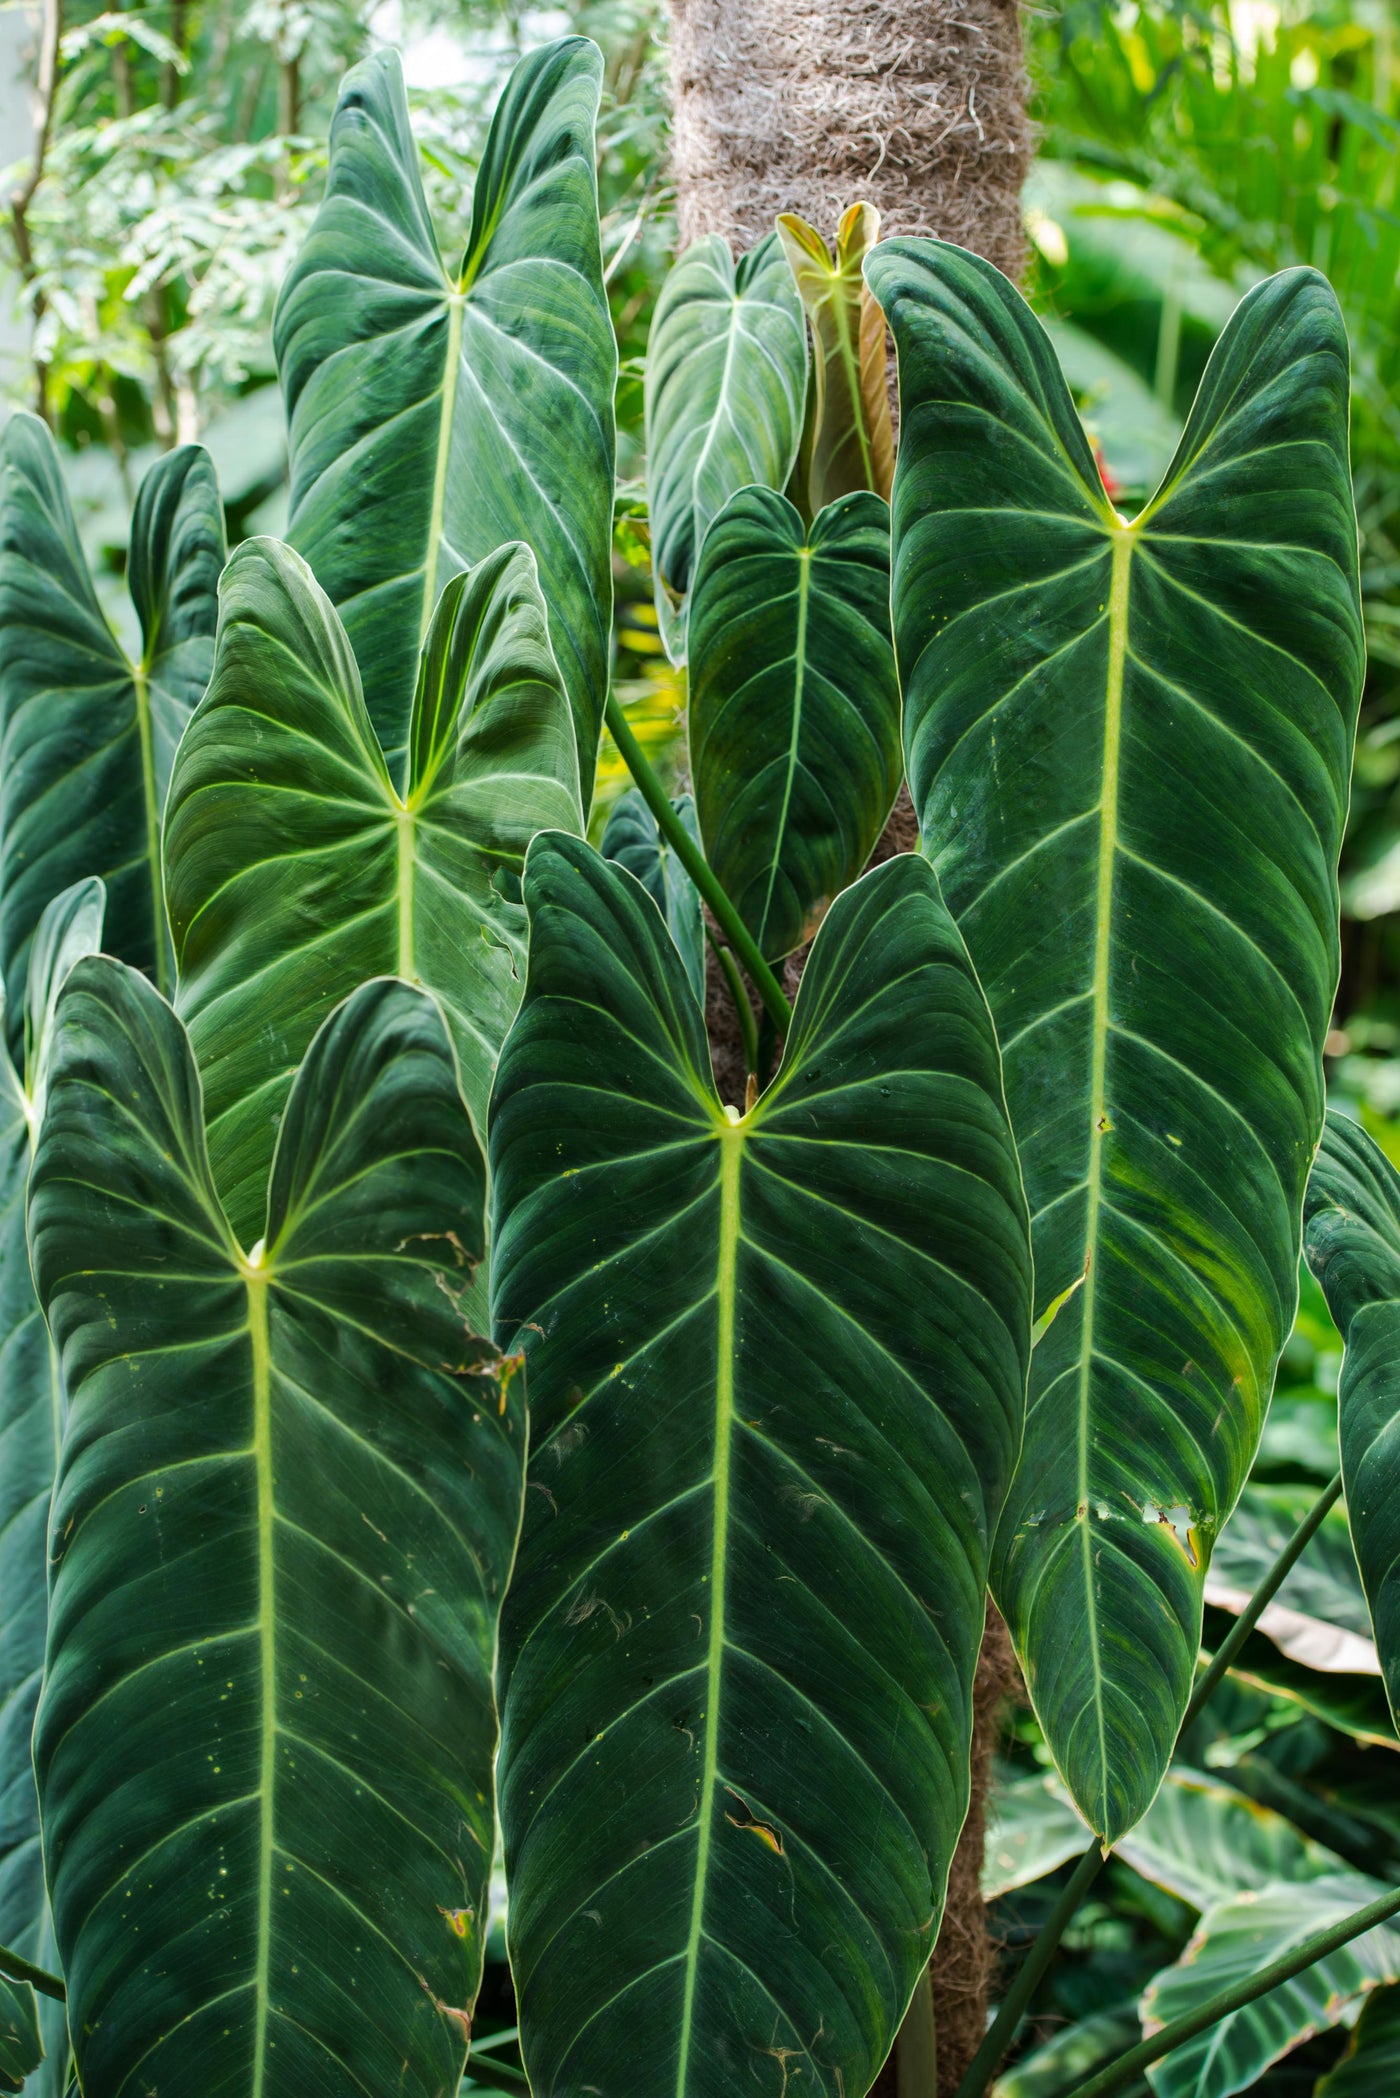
245 1259 276 2098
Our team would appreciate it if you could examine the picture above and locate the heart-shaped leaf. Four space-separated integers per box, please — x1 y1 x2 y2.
777 204 894 513
867 236 1364 1843
275 39 615 795
1140 1875 1400 2098
0 416 223 1027
490 833 1031 2098
0 878 104 2094
0 1975 41 2094
600 787 705 1003
1303 1110 1400 1731
165 534 580 1247
644 233 807 661
687 485 901 962
30 968 524 2098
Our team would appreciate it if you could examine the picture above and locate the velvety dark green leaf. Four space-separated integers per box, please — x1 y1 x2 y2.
275 40 615 794
644 233 807 661
1315 1980 1400 2095
687 486 901 963
30 968 524 2098
0 415 223 1026
1140 1876 1400 2098
867 235 1363 1843
0 1975 41 2094
0 879 104 2098
777 204 894 514
1206 1483 1378 1675
1303 1112 1400 1734
166 535 580 1247
600 787 705 1003
491 833 1031 2098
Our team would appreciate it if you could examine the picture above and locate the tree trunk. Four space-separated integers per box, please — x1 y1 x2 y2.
665 0 1029 280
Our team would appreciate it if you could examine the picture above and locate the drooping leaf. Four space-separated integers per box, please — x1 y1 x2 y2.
491 834 1031 2098
0 415 223 1026
30 968 525 2098
0 878 104 2098
1303 1111 1400 1733
165 535 580 1248
1315 1979 1400 2095
777 204 894 513
992 2007 1146 2098
1140 1875 1400 2098
687 486 902 963
866 235 1363 1844
0 1975 41 2094
644 232 807 661
1206 1483 1378 1676
982 1772 1087 1900
274 39 615 794
600 787 705 1004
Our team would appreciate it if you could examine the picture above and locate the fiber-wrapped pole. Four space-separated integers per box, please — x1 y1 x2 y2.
665 0 1030 279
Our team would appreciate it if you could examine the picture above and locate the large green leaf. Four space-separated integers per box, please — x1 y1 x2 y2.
30 967 524 2098
1140 1875 1400 2098
1206 1482 1378 1676
687 486 902 963
1315 1979 1400 2095
600 787 705 1004
982 1771 1087 1900
0 415 223 1025
0 878 105 2098
274 39 615 794
776 204 894 514
866 235 1364 1843
165 534 580 1248
1303 1112 1400 1733
491 834 1031 2098
1114 1768 1344 1912
0 1976 41 2095
644 233 807 662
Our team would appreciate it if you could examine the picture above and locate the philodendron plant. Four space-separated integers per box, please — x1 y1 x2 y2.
0 32 1394 2098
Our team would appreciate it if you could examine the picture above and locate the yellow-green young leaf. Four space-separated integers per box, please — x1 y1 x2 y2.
30 970 525 2098
1316 1980 1400 2096
644 233 807 662
687 485 901 962
0 415 223 1024
866 236 1363 1845
274 40 615 798
165 536 581 1248
1303 1110 1400 1732
1141 1876 1400 2098
0 878 104 2098
0 1975 41 2095
778 203 894 512
491 834 1031 2098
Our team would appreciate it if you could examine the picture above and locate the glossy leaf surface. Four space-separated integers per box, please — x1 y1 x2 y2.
275 39 615 792
491 834 1031 2098
31 969 524 2098
0 415 222 1024
777 204 894 512
0 1976 41 2095
688 486 901 962
1303 1110 1400 1730
600 787 705 1003
645 233 807 660
166 535 580 1246
1140 1875 1400 2098
0 879 104 2098
868 236 1363 1842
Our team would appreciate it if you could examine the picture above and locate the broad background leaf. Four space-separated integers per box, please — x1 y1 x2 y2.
1316 1980 1400 2095
0 1975 41 2095
31 968 524 2098
688 486 901 963
0 414 222 1025
275 39 615 794
166 534 580 1247
600 787 705 1003
777 204 894 513
1206 1481 1379 1675
491 834 1031 2098
644 232 807 662
868 236 1363 1842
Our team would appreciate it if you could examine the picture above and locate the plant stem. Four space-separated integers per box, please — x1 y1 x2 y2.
604 694 792 1036
712 941 759 1075
0 1942 64 2001
955 1468 1346 2098
1061 1880 1400 2098
462 2048 529 2093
